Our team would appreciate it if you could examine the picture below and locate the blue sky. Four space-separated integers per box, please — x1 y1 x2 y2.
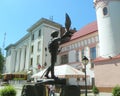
0 0 96 51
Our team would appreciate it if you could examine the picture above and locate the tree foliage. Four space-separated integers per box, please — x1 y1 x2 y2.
0 48 4 73
112 85 120 96
0 85 17 96
92 85 99 95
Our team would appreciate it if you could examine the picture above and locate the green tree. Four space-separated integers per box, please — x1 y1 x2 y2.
112 85 120 96
92 85 99 96
0 48 4 73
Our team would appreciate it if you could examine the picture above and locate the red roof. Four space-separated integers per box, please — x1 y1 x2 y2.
94 55 120 63
71 21 98 40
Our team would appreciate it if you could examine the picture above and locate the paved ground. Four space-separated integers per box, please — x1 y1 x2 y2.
15 86 112 96
0 85 112 96
16 88 22 96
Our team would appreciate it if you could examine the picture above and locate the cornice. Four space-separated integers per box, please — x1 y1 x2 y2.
94 0 120 8
27 18 62 32
94 0 108 8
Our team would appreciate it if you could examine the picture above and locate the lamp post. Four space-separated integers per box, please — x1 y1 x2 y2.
82 56 89 96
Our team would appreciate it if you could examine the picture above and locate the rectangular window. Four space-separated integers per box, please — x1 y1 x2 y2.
38 29 41 37
92 78 95 86
31 45 34 53
30 58 33 66
90 47 96 59
31 34 34 41
90 47 96 68
61 54 68 64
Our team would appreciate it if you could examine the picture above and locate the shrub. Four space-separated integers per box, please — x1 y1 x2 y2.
112 85 120 96
0 85 17 96
92 85 99 95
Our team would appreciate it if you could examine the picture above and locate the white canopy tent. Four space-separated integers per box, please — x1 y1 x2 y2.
32 64 87 79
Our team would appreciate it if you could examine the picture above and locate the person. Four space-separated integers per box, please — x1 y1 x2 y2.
45 13 73 79
49 85 55 96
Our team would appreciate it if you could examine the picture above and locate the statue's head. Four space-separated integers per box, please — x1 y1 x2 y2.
51 30 59 38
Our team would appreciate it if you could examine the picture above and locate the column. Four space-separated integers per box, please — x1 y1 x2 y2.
10 50 16 72
20 46 26 71
15 49 21 72
24 45 29 71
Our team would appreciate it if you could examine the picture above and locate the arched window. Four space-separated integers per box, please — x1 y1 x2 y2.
103 7 108 16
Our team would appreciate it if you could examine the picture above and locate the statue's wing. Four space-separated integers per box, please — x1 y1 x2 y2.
65 13 71 32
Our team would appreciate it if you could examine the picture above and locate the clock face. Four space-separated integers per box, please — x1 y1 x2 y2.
103 7 108 16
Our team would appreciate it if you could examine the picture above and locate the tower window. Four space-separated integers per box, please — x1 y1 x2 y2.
103 7 108 16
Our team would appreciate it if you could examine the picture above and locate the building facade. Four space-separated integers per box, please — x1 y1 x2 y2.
5 18 61 76
59 21 98 86
94 0 120 92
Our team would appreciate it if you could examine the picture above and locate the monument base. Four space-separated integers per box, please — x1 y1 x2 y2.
37 78 66 85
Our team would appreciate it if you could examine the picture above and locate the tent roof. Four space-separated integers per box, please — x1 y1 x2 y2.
32 64 88 78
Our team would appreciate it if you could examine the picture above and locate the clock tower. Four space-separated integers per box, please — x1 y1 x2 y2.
94 0 120 57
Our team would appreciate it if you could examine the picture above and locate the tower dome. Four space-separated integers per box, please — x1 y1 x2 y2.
94 0 120 57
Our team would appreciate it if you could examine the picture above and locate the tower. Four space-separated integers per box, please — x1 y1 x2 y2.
94 0 120 57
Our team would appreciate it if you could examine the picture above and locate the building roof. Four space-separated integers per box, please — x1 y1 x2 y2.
71 21 98 40
27 18 62 32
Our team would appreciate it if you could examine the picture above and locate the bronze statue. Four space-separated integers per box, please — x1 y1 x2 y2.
45 13 73 79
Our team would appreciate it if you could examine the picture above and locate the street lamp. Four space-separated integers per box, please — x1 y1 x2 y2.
82 56 89 96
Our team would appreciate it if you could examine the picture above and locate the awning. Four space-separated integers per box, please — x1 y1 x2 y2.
2 71 27 80
32 64 89 78
12 71 27 75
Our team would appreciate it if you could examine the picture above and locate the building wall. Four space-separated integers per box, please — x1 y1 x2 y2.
94 0 120 91
95 0 120 57
59 31 99 85
94 58 120 91
5 18 61 74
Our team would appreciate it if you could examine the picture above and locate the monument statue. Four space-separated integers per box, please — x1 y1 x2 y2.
21 14 74 96
45 13 73 79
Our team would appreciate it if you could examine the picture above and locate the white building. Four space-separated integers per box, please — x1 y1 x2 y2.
5 18 61 76
94 0 120 58
94 0 120 92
